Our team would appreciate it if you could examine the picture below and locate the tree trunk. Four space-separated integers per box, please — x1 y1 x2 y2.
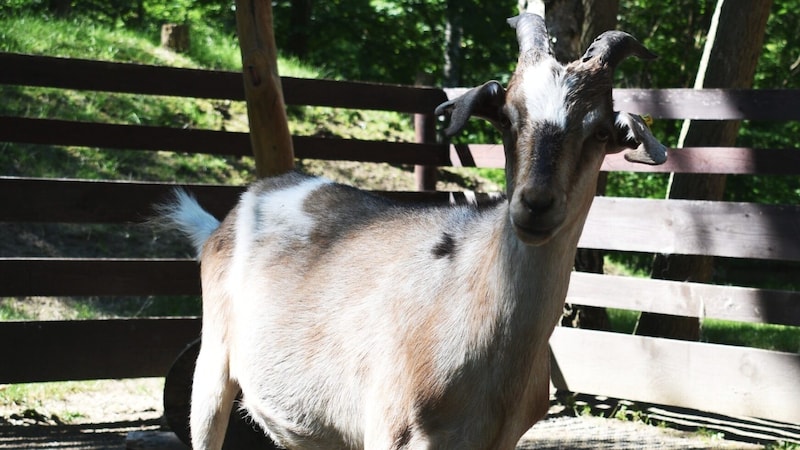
543 0 583 64
287 0 312 59
635 0 772 340
539 0 619 331
161 23 191 53
443 0 463 88
48 0 71 16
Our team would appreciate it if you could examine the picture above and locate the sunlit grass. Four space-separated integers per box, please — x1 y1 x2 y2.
607 308 800 353
0 378 164 424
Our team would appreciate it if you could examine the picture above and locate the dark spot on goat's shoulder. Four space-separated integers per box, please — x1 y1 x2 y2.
432 233 457 260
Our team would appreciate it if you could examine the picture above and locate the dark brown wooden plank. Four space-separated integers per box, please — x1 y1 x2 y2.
447 86 800 122
0 178 477 224
294 135 450 166
550 327 800 424
444 87 800 120
567 272 800 326
0 177 243 223
283 77 447 114
580 197 800 261
613 88 800 121
0 52 243 100
0 318 201 383
0 52 446 113
451 144 800 175
0 117 449 166
0 258 201 296
0 116 252 155
602 147 800 175
6 52 800 118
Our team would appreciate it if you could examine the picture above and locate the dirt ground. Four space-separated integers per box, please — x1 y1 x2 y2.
1 378 797 450
0 379 163 449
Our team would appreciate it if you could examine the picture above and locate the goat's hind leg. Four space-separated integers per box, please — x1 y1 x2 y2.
190 339 238 450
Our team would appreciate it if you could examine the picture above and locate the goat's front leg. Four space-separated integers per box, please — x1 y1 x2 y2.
190 339 238 450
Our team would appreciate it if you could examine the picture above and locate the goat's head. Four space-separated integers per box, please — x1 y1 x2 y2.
436 13 667 246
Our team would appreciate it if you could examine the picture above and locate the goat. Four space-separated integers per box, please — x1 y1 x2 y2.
161 13 666 450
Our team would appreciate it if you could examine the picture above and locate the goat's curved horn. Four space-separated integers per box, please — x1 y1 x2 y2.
507 13 551 61
580 31 657 70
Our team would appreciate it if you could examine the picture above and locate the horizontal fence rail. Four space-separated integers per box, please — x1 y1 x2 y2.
3 178 798 260
0 258 201 296
445 86 800 120
550 327 800 424
0 318 201 384
567 272 800 326
0 52 447 113
580 197 800 262
6 117 800 175
0 117 451 166
4 258 797 328
450 144 800 175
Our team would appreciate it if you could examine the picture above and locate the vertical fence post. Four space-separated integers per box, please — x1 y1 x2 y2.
414 112 438 191
414 73 438 191
235 0 295 178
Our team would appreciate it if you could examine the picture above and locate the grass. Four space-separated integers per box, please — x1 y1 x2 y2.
0 378 164 425
607 308 800 353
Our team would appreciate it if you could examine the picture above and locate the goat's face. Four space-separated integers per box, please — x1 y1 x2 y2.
436 14 666 246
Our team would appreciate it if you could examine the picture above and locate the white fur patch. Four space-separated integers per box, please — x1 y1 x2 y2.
521 59 570 128
251 177 329 241
228 176 330 287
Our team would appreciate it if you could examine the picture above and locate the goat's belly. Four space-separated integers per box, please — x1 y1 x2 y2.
227 296 370 449
232 348 365 449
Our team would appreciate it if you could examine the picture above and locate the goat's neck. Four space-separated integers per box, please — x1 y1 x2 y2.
479 201 588 344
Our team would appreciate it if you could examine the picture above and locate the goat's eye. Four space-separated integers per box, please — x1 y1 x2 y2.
594 128 611 142
498 113 512 129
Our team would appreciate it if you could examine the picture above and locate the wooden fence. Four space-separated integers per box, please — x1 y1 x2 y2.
1 52 798 425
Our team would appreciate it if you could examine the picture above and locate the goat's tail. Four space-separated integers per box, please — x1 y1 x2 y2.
157 189 221 258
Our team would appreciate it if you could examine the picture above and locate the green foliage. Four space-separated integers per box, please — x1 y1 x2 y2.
0 301 30 321
271 0 518 85
605 172 669 199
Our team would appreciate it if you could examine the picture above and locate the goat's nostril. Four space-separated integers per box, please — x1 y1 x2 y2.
522 192 556 214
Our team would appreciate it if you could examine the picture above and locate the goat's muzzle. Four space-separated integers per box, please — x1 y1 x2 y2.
509 183 567 246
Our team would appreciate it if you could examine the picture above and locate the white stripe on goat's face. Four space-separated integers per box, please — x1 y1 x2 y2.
504 57 613 247
520 59 571 129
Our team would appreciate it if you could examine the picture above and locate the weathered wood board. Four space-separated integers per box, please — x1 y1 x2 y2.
550 327 800 424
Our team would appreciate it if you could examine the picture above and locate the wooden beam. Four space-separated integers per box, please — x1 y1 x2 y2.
613 88 800 121
0 117 449 166
567 272 800 326
0 318 201 383
0 52 447 112
550 327 800 424
234 0 294 177
0 258 201 296
0 52 243 100
0 177 243 223
445 87 800 121
579 197 800 261
450 144 800 175
0 178 464 224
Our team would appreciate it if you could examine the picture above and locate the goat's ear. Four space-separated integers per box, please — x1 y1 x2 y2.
435 81 506 137
613 112 668 165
